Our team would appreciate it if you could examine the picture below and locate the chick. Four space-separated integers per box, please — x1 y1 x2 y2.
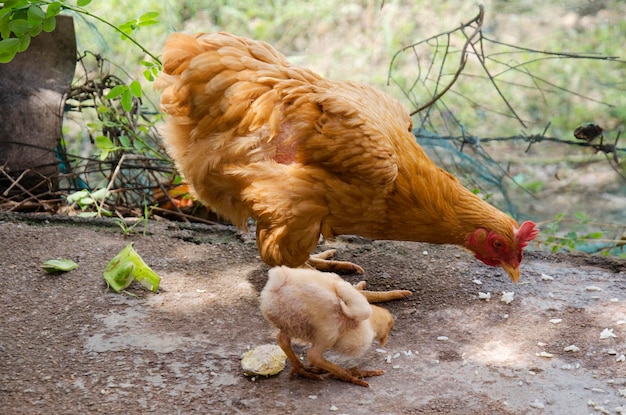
260 266 394 387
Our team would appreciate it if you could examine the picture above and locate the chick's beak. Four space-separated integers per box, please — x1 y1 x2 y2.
501 262 520 283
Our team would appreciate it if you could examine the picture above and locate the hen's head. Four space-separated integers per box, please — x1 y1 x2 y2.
466 221 538 283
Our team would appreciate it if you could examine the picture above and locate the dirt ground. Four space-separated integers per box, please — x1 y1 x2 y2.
0 212 625 415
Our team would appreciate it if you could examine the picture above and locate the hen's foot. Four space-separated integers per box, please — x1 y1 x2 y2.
307 249 364 274
354 281 412 303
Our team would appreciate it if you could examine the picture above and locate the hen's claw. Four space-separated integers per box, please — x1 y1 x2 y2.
355 280 412 303
307 249 365 274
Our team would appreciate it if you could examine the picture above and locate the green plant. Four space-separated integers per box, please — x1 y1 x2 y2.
540 212 625 257
66 188 111 217
113 202 154 236
0 0 160 65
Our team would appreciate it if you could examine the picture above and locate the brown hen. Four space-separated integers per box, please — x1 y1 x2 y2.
156 32 538 285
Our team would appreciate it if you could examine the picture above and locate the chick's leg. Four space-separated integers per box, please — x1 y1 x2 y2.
307 249 365 274
306 345 373 388
276 332 324 382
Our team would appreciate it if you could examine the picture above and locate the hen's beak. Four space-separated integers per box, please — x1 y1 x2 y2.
501 263 520 283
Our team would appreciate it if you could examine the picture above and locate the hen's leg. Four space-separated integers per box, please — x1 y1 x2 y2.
354 281 412 304
276 332 324 381
307 251 412 302
306 345 375 388
307 249 365 274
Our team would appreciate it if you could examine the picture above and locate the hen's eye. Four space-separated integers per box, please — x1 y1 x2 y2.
493 240 504 250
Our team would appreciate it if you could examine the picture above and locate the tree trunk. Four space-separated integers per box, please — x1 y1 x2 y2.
0 15 76 196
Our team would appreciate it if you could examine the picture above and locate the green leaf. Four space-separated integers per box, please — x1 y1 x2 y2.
118 134 131 148
586 232 604 239
77 0 93 6
105 85 126 99
90 188 111 201
103 243 161 293
28 24 42 37
17 33 30 52
8 18 33 36
143 69 154 82
137 19 158 28
129 80 142 98
0 38 19 63
46 2 63 18
0 15 10 39
27 5 45 24
138 11 160 22
118 21 136 36
42 16 56 32
66 189 89 204
95 135 116 150
41 258 79 274
121 89 133 112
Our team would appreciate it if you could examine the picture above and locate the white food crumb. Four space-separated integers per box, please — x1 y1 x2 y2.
472 279 482 285
537 342 547 347
308 395 317 400
393 353 401 359
609 298 619 302
564 345 580 352
540 273 554 281
422 250 428 255
617 354 626 362
588 400 611 414
385 355 392 363
537 351 554 358
585 286 603 291
549 318 563 324
437 336 449 341
608 350 617 355
330 405 338 411
600 328 617 339
500 291 515 304
591 388 606 393
403 350 413 356
393 365 400 369
503 314 509 319
530 400 545 409
619 388 626 398
375 348 386 353
617 320 626 325
478 292 491 300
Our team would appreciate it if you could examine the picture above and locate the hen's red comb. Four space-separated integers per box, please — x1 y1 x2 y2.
515 221 539 248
